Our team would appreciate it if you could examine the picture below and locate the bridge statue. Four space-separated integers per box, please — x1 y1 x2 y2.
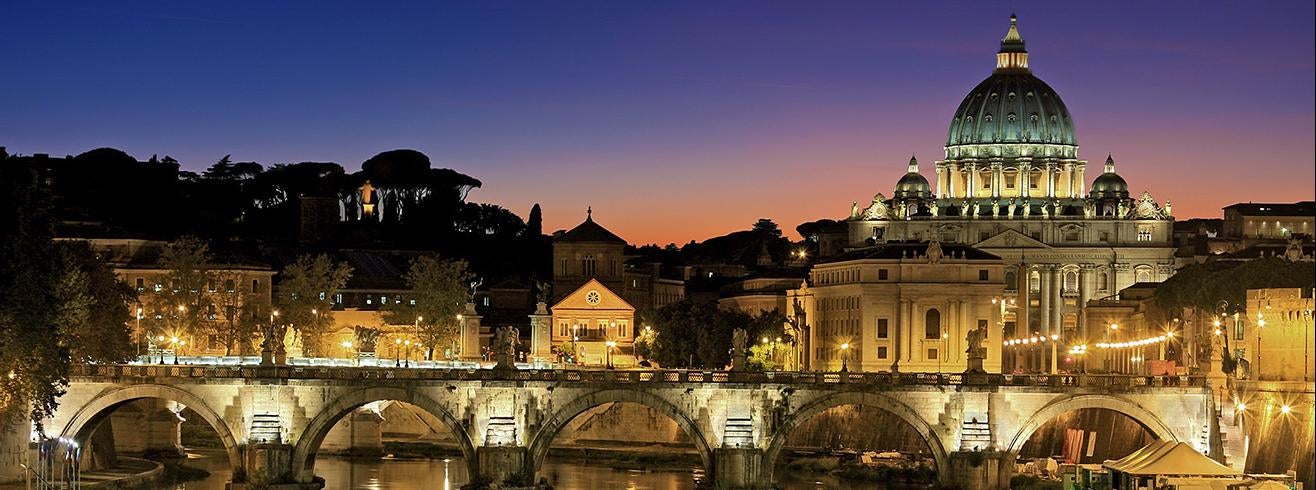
493 326 520 371
965 324 987 373
534 280 552 306
730 328 748 371
261 322 288 366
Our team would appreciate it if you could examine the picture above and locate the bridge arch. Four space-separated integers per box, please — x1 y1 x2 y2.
58 384 242 474
526 389 714 477
1004 394 1178 459
762 391 949 483
290 386 477 483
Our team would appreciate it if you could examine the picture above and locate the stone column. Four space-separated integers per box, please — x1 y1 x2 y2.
1017 265 1032 370
1048 267 1062 373
1020 162 1032 199
907 300 918 365
948 163 958 198
1065 163 1077 198
991 163 1003 198
935 164 945 198
965 163 978 198
1044 162 1056 198
528 302 552 362
1077 265 1092 340
892 297 904 372
1037 266 1051 372
459 302 482 361
1076 164 1086 196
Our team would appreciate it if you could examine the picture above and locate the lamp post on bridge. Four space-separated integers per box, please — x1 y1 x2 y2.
840 343 850 373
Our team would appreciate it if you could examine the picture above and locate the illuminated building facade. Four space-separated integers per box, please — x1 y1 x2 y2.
830 15 1176 373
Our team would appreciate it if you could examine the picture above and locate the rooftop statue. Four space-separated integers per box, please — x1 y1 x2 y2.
1132 191 1166 219
859 193 890 220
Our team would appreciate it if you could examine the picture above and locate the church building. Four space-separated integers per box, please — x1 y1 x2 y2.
817 15 1176 373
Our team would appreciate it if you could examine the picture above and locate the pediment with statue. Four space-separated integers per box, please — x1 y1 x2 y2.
851 193 891 221
1128 191 1171 220
973 228 1051 249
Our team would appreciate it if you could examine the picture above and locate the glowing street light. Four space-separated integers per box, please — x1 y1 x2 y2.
839 343 850 373
605 340 617 369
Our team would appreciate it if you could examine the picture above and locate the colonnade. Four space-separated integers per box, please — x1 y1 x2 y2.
1009 263 1107 373
935 160 1085 200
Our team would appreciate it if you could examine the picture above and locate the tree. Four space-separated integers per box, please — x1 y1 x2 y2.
275 255 352 357
212 270 262 355
381 256 472 358
141 237 215 345
752 218 783 238
54 242 136 363
454 202 526 238
1155 259 1315 314
1 163 71 426
648 299 788 369
527 203 543 236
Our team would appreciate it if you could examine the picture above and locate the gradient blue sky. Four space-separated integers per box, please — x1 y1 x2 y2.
2 1 1312 244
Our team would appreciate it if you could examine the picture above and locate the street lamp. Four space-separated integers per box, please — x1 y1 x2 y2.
394 338 402 367
135 307 144 359
404 340 413 368
157 335 166 364
605 340 617 369
840 343 850 373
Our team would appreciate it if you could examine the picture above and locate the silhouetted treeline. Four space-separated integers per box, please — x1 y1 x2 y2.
1 147 549 282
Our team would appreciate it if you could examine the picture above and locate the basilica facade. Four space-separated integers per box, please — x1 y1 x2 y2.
814 15 1175 373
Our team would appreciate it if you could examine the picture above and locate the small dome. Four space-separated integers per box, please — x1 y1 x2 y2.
894 155 932 200
1089 154 1129 200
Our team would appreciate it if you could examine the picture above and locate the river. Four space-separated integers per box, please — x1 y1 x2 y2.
179 450 925 490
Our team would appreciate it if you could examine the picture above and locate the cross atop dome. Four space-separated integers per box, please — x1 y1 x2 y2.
996 14 1030 72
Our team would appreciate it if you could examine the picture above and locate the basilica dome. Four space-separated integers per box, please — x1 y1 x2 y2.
1089 154 1129 200
945 16 1077 154
893 155 932 200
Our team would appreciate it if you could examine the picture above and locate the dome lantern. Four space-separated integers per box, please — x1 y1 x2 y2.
996 14 1029 73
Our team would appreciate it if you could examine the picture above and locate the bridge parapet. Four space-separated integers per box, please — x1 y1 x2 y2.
49 364 1215 490
70 364 1206 389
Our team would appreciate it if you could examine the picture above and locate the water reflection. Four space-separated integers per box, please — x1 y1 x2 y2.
181 451 704 490
178 450 918 490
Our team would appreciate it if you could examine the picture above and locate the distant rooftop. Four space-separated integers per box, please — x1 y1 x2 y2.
1223 201 1315 217
555 209 626 244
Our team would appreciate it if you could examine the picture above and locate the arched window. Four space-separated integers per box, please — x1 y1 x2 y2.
1063 270 1078 292
1098 272 1109 291
1004 270 1018 291
582 254 597 276
1135 267 1152 283
925 309 942 339
1029 271 1041 292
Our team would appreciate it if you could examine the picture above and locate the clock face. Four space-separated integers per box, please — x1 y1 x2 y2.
585 290 602 306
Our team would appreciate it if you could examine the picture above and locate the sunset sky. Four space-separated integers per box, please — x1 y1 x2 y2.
3 1 1312 245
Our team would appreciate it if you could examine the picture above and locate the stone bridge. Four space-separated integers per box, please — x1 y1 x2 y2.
45 365 1216 489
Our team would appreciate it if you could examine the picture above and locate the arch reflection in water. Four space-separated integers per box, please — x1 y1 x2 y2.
182 453 710 490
